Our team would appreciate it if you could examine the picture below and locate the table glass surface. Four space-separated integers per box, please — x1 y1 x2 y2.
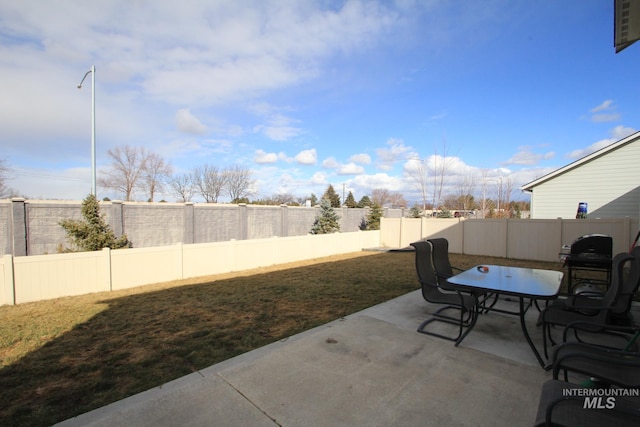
447 265 563 298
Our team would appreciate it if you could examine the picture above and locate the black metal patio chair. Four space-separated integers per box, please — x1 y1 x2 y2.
538 251 637 359
563 246 640 323
551 340 640 388
533 379 640 426
534 323 640 426
427 237 499 312
411 240 478 345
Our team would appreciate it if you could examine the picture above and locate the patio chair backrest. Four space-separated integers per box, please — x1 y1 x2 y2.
410 241 443 302
427 238 454 279
611 246 640 316
600 252 635 312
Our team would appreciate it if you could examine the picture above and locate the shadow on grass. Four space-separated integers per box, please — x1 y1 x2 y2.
0 252 419 427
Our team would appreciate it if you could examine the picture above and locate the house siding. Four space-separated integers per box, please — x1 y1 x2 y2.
530 136 640 219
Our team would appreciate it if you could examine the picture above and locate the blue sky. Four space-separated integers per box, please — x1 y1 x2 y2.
1 0 638 204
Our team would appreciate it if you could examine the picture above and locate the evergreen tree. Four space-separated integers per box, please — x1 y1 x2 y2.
357 195 372 208
366 204 383 230
309 193 318 206
409 204 422 218
344 191 357 208
437 207 453 218
323 184 341 208
59 194 131 252
310 198 341 234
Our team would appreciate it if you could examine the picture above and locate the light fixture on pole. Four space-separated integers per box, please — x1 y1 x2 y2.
77 65 96 196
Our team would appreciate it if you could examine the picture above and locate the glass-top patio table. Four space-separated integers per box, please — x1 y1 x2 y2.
448 265 564 368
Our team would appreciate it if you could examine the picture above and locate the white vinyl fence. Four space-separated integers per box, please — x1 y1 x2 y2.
1 231 381 305
380 217 639 262
2 217 639 306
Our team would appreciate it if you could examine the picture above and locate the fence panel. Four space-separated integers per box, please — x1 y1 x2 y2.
181 241 236 278
12 250 110 304
1 255 13 305
110 245 182 291
506 220 562 262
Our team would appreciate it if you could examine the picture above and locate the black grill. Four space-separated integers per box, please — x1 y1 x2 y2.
569 234 613 258
563 234 613 293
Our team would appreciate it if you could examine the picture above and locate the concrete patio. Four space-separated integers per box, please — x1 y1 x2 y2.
53 289 590 427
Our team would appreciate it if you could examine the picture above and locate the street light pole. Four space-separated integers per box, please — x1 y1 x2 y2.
78 65 96 196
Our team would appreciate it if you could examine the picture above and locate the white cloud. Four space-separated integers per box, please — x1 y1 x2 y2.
566 125 637 159
254 149 278 164
591 113 620 123
610 125 636 139
321 157 340 168
251 104 304 141
502 148 555 166
590 100 614 113
295 149 317 165
278 152 294 163
175 109 208 135
309 171 328 185
260 125 304 141
588 100 620 123
350 173 405 193
349 153 371 164
376 138 413 170
338 162 365 175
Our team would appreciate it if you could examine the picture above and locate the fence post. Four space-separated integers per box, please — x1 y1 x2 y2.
111 201 124 238
10 198 27 257
2 254 15 305
102 247 112 292
239 204 248 240
281 204 289 237
184 203 194 244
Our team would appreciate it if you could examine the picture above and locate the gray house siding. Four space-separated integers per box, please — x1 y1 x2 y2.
524 132 640 219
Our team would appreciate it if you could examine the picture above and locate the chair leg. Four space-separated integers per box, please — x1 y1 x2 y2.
417 305 476 344
543 324 550 359
432 305 474 326
454 302 479 347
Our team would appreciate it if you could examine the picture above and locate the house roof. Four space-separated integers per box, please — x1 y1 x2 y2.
615 0 640 53
520 131 640 193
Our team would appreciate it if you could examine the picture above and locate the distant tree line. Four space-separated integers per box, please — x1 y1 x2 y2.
2 144 530 220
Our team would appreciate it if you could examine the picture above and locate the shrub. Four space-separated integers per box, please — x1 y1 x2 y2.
59 194 131 252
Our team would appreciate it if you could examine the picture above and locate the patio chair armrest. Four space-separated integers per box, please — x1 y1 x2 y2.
552 342 640 378
562 321 640 340
562 321 640 350
535 380 640 427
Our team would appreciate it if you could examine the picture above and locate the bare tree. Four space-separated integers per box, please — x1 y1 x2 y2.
406 158 428 211
387 192 407 208
225 164 254 203
0 158 14 198
99 145 149 201
167 172 196 202
193 164 226 203
456 172 477 211
480 169 491 218
141 152 172 202
500 176 514 218
371 188 391 207
431 142 453 213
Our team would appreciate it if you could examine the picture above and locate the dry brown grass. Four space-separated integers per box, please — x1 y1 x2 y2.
0 251 564 426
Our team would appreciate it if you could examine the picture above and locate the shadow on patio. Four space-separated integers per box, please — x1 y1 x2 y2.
55 289 604 427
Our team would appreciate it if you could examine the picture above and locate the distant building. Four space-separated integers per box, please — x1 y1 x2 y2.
521 131 640 219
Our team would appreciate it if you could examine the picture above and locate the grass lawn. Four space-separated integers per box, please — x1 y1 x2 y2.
0 250 564 426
